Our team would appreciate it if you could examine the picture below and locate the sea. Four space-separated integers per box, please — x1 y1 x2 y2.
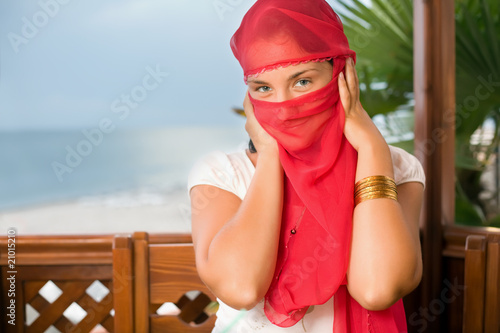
0 127 249 211
0 114 418 234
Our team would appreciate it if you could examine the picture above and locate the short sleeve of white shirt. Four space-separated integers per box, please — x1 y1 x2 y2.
187 145 425 333
188 150 255 200
390 145 426 188
188 146 425 197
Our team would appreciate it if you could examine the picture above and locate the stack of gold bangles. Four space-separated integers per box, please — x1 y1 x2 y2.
354 175 398 206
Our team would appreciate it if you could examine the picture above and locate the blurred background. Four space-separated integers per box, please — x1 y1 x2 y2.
0 0 498 235
0 0 255 234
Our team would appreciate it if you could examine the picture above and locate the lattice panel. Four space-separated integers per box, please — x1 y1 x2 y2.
24 279 114 333
153 290 218 326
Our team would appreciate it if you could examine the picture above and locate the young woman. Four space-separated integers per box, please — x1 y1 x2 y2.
188 1 425 332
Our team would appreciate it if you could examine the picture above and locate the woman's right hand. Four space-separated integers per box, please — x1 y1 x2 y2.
191 92 284 310
244 92 278 154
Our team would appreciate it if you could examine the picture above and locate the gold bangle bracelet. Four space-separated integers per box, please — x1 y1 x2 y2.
355 190 398 200
356 191 398 198
354 175 399 206
355 183 397 192
355 175 396 189
355 178 396 188
355 193 398 206
355 185 398 196
354 175 398 206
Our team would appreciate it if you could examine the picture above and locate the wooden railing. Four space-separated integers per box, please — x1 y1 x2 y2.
441 225 500 333
0 235 114 333
0 233 191 333
113 232 216 332
1 228 499 332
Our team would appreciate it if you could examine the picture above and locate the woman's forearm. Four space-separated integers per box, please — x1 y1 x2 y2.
197 149 283 309
347 141 422 310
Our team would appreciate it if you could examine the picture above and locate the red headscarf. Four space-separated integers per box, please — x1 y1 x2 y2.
231 1 407 332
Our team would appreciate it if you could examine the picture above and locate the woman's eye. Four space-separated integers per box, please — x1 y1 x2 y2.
295 79 311 87
257 86 271 93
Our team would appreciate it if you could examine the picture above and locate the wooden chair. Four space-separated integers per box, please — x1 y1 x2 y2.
113 232 217 333
463 235 487 332
484 235 500 333
463 234 500 333
0 235 114 333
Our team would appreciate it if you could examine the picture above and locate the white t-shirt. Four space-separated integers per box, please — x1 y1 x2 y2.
188 146 425 333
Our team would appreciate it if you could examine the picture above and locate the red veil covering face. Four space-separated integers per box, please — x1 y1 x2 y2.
231 0 407 332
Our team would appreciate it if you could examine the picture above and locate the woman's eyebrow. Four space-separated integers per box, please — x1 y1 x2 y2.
247 68 319 85
289 68 317 80
247 78 269 85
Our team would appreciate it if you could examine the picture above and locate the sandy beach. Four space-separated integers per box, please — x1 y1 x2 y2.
0 188 192 236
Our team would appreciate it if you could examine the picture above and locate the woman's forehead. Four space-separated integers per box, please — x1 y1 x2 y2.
247 60 333 83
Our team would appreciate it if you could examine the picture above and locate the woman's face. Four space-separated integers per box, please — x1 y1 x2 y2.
247 61 333 102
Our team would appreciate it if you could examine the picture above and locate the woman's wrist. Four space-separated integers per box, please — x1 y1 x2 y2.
255 146 282 171
344 107 385 152
254 140 279 156
356 137 389 156
355 141 394 182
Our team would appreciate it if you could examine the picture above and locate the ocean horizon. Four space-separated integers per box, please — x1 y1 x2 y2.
0 126 249 212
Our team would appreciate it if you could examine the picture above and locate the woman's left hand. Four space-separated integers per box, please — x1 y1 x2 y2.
338 58 385 152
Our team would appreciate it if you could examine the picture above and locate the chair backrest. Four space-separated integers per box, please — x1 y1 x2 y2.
113 232 217 333
463 235 486 332
0 235 114 333
463 234 500 333
484 235 500 333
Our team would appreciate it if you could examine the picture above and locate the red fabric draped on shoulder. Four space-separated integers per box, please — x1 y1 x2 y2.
231 1 407 332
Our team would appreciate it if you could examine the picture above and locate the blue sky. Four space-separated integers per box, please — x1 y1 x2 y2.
0 0 356 131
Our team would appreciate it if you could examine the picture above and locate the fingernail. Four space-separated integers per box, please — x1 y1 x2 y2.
339 72 344 80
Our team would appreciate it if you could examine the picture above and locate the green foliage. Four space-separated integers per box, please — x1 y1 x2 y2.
454 0 500 226
336 0 500 226
455 197 485 226
455 0 500 168
337 0 413 116
488 214 500 228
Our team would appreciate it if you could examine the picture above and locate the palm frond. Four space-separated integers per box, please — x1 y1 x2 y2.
455 0 500 143
480 0 500 76
337 0 414 114
462 3 497 75
336 0 500 225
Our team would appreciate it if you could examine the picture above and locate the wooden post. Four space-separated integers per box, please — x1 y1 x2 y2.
413 0 455 332
463 235 487 332
112 235 134 333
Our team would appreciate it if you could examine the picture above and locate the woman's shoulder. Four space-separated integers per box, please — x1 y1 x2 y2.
389 145 426 188
187 150 254 199
188 150 251 176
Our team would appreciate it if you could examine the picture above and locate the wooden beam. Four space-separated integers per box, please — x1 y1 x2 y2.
485 235 500 332
112 235 134 333
413 0 456 332
463 235 487 333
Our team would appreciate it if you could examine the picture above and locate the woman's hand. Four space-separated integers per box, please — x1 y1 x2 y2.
338 58 385 152
192 92 284 310
244 92 278 154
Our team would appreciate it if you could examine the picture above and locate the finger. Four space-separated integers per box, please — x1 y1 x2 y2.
345 59 357 97
352 58 359 87
338 71 351 112
346 58 360 103
243 91 255 118
351 59 360 101
244 92 257 134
